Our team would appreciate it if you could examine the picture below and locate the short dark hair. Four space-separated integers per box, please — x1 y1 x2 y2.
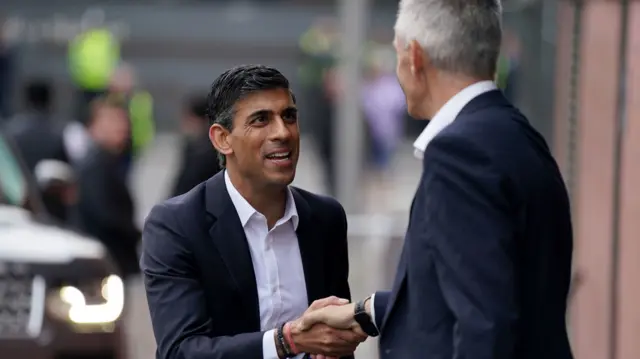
206 65 295 167
24 79 52 111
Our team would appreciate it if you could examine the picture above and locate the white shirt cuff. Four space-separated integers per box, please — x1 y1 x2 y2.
262 329 279 359
369 293 379 330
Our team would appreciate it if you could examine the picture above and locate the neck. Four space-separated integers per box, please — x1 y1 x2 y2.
226 167 287 228
417 73 492 119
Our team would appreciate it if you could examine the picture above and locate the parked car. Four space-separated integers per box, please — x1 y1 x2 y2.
0 131 126 359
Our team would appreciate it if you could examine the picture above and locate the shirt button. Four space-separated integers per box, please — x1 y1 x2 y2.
272 287 277 294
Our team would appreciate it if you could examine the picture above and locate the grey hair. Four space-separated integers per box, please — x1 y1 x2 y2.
394 0 503 79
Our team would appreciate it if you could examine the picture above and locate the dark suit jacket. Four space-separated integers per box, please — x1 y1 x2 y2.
141 171 352 359
75 145 140 278
373 90 574 359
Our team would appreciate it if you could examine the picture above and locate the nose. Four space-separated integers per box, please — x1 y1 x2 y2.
268 116 292 141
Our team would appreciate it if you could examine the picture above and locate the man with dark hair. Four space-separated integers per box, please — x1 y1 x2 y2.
141 65 366 359
170 93 221 197
4 79 68 172
75 96 141 279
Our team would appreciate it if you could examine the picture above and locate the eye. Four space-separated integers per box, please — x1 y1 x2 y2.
252 114 268 124
282 110 298 122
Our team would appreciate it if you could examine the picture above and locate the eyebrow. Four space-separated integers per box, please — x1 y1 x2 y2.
247 106 297 120
282 106 298 115
248 109 270 120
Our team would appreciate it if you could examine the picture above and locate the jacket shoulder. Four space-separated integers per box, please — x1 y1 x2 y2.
291 187 345 218
147 182 208 236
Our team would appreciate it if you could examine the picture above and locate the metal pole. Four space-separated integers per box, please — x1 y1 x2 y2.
334 0 368 212
608 0 630 358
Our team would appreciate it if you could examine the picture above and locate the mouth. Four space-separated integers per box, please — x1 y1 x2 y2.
265 150 294 167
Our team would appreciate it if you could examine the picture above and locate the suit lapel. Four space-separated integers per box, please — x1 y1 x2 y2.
205 172 260 329
291 188 326 304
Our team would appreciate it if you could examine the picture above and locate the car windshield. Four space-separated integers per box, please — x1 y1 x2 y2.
0 134 28 206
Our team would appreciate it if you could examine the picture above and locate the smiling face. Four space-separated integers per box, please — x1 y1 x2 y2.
211 88 300 188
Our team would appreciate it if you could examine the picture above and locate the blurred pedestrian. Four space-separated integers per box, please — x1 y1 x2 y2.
75 96 140 279
361 45 406 207
169 93 221 197
141 65 365 359
68 27 120 123
3 79 69 173
108 63 155 159
297 17 340 194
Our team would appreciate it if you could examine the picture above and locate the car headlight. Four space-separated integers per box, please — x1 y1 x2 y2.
46 275 124 325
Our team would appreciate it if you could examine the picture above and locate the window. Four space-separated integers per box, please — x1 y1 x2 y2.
0 135 27 207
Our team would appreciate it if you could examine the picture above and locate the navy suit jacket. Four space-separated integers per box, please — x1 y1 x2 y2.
141 172 352 359
373 90 574 359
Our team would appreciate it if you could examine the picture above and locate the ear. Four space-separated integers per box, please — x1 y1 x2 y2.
408 39 427 75
209 124 233 157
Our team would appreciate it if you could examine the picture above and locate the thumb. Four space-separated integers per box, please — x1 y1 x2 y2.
309 296 349 310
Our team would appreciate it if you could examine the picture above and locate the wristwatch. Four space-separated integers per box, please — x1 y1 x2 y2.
354 297 379 337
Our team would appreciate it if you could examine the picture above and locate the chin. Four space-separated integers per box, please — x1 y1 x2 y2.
266 172 296 187
263 154 298 186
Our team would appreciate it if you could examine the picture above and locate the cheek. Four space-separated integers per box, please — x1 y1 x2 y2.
231 133 264 161
396 66 410 93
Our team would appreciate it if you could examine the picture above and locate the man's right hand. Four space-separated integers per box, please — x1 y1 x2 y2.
286 296 367 357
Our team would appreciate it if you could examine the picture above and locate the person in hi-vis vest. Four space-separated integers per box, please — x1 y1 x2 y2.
108 64 155 157
68 27 120 123
102 65 155 179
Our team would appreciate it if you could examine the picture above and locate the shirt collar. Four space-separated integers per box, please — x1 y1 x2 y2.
224 170 299 230
413 80 497 159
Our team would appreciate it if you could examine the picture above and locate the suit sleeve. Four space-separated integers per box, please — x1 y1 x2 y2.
331 200 352 302
421 135 518 359
141 204 264 359
371 291 390 328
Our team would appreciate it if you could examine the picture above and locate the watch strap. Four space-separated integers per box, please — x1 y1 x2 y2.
354 297 379 337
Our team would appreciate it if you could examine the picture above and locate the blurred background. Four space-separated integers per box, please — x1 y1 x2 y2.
0 0 638 359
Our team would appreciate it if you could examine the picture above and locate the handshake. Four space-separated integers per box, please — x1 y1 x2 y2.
275 296 373 359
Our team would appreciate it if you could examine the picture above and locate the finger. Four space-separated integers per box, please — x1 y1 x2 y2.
334 328 367 344
309 296 349 310
351 325 368 341
298 309 326 331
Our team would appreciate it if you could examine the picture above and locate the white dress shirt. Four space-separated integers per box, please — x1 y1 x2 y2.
413 80 497 159
224 171 308 359
370 80 498 327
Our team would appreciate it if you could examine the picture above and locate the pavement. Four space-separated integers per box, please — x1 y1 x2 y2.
124 133 422 359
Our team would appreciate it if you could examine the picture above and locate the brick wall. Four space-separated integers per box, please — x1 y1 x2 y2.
554 2 640 358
